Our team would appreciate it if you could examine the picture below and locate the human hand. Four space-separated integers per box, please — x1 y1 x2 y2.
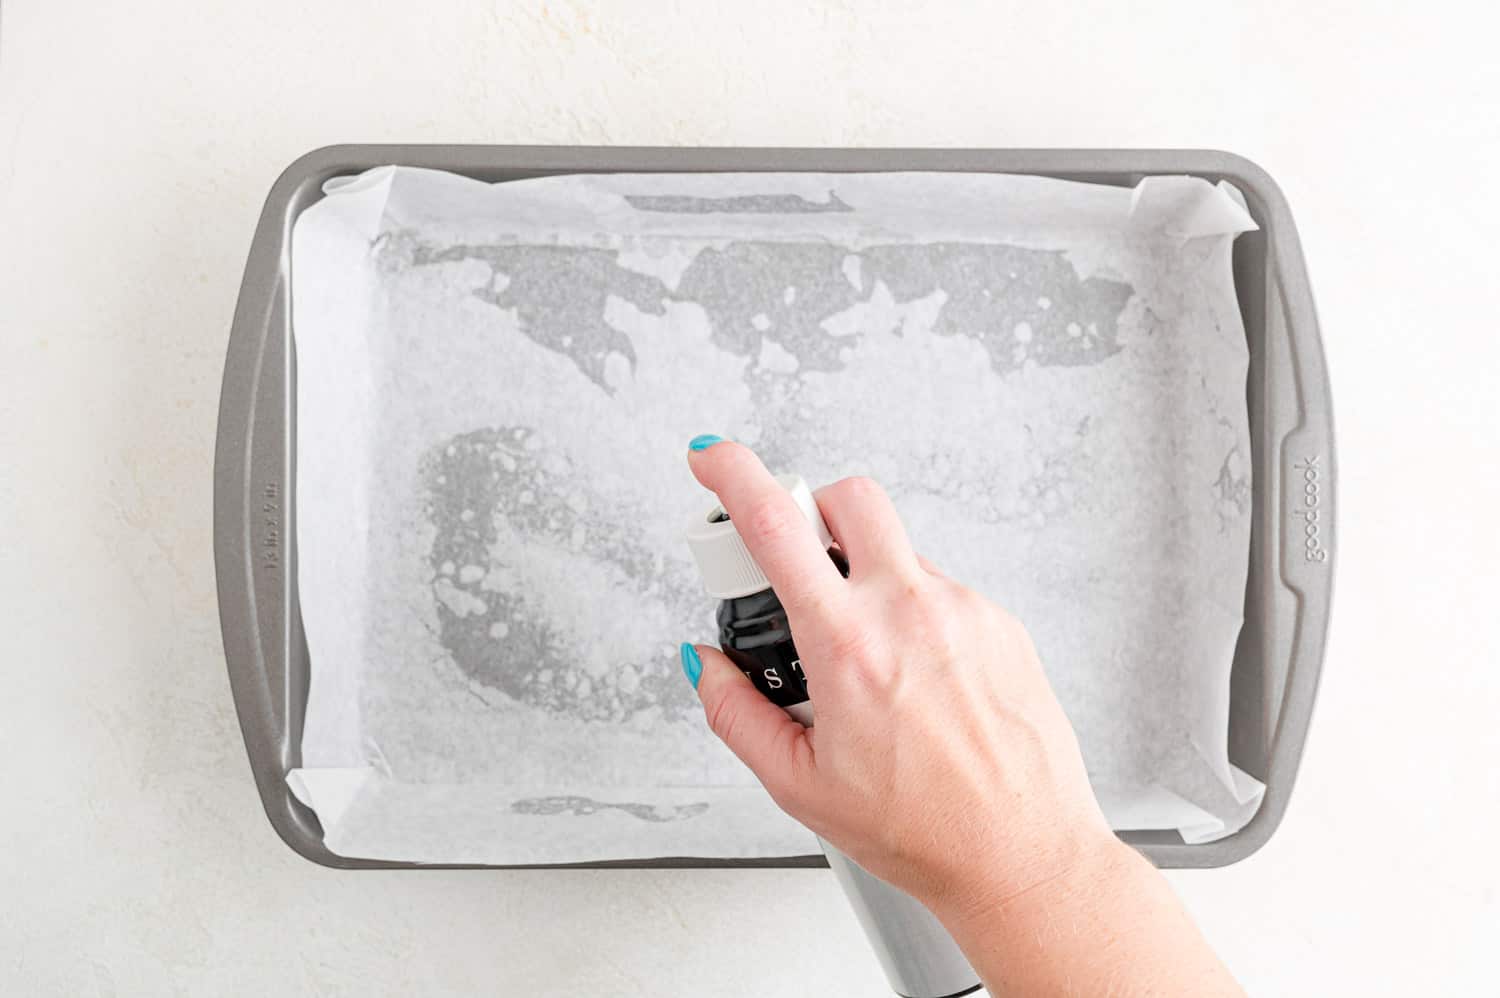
679 438 1118 919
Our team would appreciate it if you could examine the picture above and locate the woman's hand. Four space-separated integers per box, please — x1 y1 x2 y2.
680 438 1244 996
680 439 1115 916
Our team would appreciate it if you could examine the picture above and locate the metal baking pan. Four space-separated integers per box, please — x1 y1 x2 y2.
214 146 1335 870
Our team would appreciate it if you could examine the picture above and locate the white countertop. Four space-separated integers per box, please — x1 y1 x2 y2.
2 1 1496 994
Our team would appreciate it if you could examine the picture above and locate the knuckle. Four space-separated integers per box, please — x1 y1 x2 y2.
898 575 931 604
743 497 797 544
932 608 971 656
824 628 873 667
896 583 968 653
785 587 834 624
834 475 884 504
886 572 935 613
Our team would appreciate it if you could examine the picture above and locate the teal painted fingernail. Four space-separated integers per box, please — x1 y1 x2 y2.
688 434 724 452
680 643 703 688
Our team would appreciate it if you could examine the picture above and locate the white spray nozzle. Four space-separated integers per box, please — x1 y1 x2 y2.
684 473 833 599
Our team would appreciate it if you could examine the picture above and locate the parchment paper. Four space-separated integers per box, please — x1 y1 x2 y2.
288 167 1262 862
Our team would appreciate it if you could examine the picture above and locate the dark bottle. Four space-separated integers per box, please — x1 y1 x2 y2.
716 545 848 715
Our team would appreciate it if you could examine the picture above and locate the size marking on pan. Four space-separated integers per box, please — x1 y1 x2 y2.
260 480 281 573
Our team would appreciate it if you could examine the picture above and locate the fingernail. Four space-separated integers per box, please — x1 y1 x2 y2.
679 642 703 688
688 434 724 452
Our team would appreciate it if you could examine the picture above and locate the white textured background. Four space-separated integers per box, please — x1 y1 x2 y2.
1 2 1496 995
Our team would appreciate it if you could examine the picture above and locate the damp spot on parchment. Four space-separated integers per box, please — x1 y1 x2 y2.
1212 445 1252 531
674 241 1133 386
412 243 672 393
406 237 1134 413
407 233 1136 529
422 427 701 722
717 241 1132 471
1015 417 1093 525
861 243 1133 373
510 795 710 822
674 241 870 382
906 414 1097 529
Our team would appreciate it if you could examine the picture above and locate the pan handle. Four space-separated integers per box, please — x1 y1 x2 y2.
1241 154 1336 851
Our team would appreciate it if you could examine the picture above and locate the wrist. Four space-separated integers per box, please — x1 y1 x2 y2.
929 833 1242 997
926 825 1137 937
935 828 1248 996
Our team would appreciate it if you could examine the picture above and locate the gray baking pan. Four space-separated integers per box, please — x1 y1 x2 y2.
214 146 1335 870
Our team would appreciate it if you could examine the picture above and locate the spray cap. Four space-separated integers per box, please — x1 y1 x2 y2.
685 473 834 599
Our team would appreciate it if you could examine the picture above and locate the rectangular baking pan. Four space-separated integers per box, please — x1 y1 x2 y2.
214 146 1335 870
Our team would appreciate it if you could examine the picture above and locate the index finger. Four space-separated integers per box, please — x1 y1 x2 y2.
686 438 845 620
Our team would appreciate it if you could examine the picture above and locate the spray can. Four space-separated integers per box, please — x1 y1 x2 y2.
686 474 982 998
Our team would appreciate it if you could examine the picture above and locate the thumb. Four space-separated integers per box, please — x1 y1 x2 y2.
682 643 813 807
